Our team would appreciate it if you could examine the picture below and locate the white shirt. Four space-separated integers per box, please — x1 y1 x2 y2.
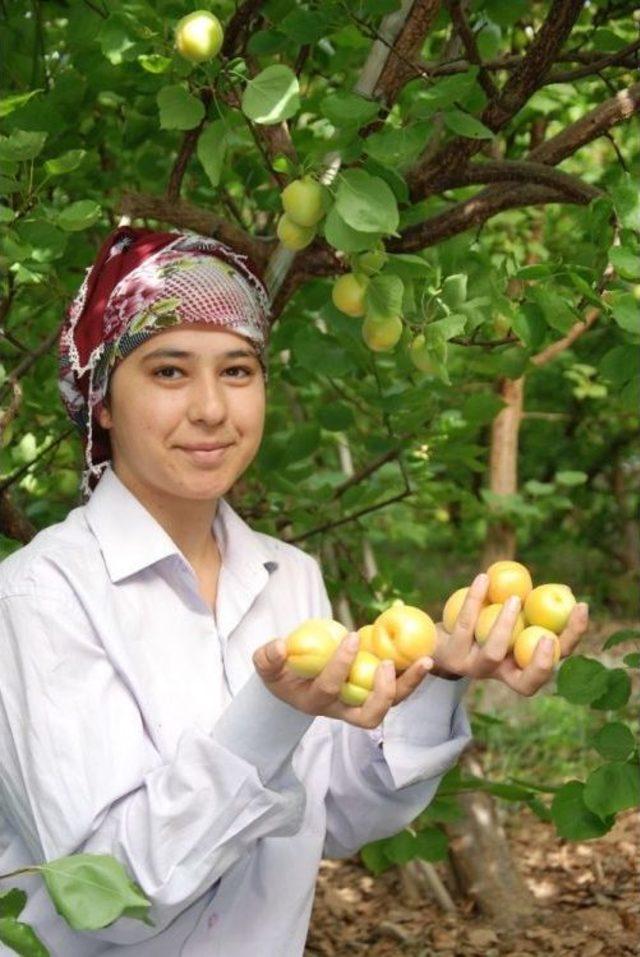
0 464 471 956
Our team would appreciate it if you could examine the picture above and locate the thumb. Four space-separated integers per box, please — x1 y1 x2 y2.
253 638 287 678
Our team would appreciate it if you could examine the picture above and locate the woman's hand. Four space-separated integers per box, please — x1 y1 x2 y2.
432 573 589 695
253 633 434 729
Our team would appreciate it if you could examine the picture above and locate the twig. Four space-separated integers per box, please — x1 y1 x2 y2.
287 489 414 543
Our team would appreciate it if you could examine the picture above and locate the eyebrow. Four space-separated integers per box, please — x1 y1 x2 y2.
141 348 259 362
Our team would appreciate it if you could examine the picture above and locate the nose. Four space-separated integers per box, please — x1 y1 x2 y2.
186 372 228 426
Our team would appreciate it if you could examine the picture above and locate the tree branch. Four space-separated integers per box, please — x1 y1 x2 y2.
221 0 266 56
545 37 640 83
166 90 212 204
407 0 585 199
530 306 600 367
451 159 600 203
445 0 498 99
368 0 442 105
528 81 640 166
117 189 274 271
387 184 569 252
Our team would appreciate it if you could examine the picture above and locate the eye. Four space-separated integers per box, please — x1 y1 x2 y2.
223 365 255 379
153 366 183 380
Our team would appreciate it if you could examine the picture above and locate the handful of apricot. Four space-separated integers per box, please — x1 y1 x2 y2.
283 599 437 707
441 560 577 669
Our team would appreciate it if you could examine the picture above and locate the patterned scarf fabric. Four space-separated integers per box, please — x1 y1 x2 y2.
58 226 271 498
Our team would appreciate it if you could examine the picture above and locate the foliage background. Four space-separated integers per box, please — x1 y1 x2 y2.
1 0 639 862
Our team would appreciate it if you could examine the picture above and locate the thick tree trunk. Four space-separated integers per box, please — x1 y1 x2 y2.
481 375 524 565
443 748 538 928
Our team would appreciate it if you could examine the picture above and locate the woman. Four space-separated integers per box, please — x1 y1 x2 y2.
0 227 588 956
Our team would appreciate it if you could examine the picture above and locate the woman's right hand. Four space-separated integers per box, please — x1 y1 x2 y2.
252 633 433 730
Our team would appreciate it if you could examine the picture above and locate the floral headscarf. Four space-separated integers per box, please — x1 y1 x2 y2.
58 226 271 498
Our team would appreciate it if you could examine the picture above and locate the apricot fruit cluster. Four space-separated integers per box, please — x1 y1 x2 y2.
277 176 328 251
284 599 436 707
442 560 577 669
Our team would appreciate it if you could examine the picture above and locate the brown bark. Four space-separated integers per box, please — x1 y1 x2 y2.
444 748 538 928
372 0 441 105
0 491 36 544
481 377 524 566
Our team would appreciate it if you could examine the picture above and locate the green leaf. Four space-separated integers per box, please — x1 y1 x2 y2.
609 245 640 281
280 9 327 43
442 109 494 140
556 656 609 705
590 723 636 762
409 69 480 116
317 403 355 431
441 273 467 308
383 829 417 865
241 65 300 125
583 762 640 818
323 206 382 253
44 149 86 176
197 120 227 188
603 628 640 650
624 653 640 668
0 890 27 920
360 839 393 876
425 315 466 341
0 917 50 957
590 668 631 710
38 853 152 932
0 89 43 118
320 92 380 127
551 781 613 840
528 285 576 334
56 200 101 232
414 827 448 862
462 393 504 425
363 122 430 168
567 270 603 307
555 470 587 486
483 0 528 27
384 253 433 279
365 274 404 320
611 173 640 230
137 54 172 74
0 130 48 162
609 292 639 336
0 205 15 223
157 85 205 131
599 345 637 387
335 169 399 234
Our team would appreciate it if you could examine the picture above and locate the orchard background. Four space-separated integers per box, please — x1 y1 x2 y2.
0 1 638 954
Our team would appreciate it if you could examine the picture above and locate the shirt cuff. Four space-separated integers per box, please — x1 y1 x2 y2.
211 673 314 782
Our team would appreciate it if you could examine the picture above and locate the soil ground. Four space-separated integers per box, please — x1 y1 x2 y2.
305 619 639 957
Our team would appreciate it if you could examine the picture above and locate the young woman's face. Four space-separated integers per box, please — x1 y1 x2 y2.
97 324 266 501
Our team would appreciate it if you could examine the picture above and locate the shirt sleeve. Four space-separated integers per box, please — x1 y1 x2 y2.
304 557 473 859
0 592 314 946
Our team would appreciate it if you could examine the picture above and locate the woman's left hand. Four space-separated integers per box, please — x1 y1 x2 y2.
431 572 589 696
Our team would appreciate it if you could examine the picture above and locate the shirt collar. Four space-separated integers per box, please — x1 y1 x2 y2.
84 464 278 585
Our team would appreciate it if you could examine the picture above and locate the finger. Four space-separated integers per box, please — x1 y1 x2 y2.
449 573 489 655
356 659 396 728
558 602 589 656
311 632 360 703
253 639 288 679
510 635 558 696
481 596 522 668
393 657 434 704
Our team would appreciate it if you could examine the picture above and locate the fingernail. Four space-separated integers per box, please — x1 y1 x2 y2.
383 660 395 677
541 637 555 654
473 573 488 589
578 602 589 618
345 634 360 651
507 595 521 612
418 657 434 673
